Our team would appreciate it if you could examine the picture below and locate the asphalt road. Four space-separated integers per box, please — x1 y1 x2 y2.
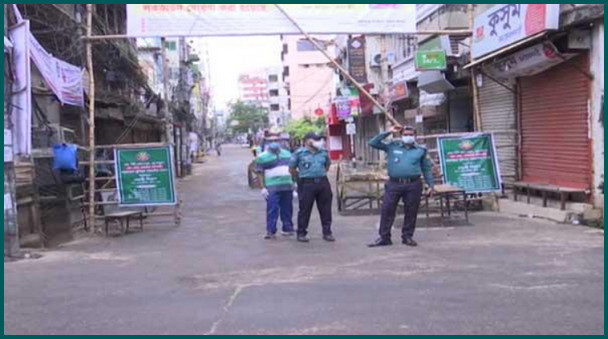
4 145 604 335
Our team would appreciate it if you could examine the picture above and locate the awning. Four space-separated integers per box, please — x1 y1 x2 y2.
417 71 455 94
464 32 548 70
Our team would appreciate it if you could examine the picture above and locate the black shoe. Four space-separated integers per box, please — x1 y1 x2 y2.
297 235 310 243
368 238 393 247
402 238 418 247
323 234 336 242
264 233 277 240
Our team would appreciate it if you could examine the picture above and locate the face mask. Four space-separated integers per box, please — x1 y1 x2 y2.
268 142 281 153
312 140 326 150
401 136 416 145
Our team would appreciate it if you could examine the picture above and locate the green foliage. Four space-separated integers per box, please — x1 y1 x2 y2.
227 101 269 134
285 117 326 140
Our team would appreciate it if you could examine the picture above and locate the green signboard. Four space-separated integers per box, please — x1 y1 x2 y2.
437 134 502 193
415 50 447 70
114 146 176 206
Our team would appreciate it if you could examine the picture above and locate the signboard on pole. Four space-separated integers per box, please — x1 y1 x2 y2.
115 146 177 206
346 123 356 135
437 133 502 193
348 36 367 84
472 4 560 59
415 50 447 71
127 4 417 37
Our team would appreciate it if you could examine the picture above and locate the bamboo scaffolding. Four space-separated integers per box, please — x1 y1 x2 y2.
85 4 96 232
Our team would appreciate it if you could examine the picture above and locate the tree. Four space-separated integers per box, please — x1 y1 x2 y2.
227 101 269 134
285 117 326 140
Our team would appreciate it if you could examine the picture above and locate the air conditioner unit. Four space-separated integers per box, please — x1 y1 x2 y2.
32 124 76 149
370 54 382 68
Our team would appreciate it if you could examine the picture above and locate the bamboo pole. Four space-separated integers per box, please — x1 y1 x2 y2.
468 4 483 132
85 4 96 233
273 4 401 127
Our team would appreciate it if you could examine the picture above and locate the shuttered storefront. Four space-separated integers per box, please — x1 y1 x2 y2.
479 75 518 186
519 54 591 189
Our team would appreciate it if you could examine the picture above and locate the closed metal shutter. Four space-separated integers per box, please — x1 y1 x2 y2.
479 74 518 186
519 54 591 189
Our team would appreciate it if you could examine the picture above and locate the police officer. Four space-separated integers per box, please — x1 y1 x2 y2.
367 125 434 247
290 132 335 243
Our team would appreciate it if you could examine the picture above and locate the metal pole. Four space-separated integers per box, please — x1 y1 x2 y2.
273 4 401 127
85 4 96 233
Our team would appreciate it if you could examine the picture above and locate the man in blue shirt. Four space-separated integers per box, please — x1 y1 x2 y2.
367 125 435 247
289 132 335 243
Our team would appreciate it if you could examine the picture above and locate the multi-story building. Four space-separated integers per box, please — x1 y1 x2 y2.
265 66 290 128
238 69 269 108
281 35 336 121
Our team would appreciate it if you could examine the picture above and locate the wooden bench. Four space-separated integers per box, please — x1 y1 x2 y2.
104 210 144 235
513 181 587 211
100 191 145 236
425 184 469 225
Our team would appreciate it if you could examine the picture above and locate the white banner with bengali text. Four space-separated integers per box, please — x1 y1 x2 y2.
127 4 417 37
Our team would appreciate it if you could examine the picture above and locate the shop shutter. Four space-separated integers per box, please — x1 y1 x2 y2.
519 54 591 189
479 75 518 186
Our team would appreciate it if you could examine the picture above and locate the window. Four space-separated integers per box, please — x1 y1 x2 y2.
268 75 278 83
270 104 280 111
164 41 177 51
283 66 290 77
269 90 279 97
297 39 323 52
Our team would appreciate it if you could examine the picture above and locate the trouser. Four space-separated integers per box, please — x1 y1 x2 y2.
378 179 423 241
297 177 333 236
266 190 294 234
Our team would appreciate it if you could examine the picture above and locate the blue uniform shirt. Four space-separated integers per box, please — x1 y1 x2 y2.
289 147 330 179
368 132 434 187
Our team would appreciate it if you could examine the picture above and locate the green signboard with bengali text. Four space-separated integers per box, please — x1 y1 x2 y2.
114 146 176 206
437 134 502 193
415 50 447 71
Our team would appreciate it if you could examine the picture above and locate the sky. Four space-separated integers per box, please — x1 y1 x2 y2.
194 36 283 111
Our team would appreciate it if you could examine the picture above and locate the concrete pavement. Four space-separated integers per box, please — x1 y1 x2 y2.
4 145 604 335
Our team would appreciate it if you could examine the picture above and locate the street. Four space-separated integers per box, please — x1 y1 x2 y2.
4 145 604 335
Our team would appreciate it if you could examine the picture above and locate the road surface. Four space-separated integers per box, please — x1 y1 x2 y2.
4 145 604 335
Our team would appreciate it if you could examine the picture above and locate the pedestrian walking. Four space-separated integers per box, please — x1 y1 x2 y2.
255 135 296 239
367 125 435 247
289 132 335 243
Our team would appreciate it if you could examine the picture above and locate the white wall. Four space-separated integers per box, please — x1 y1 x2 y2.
590 22 604 208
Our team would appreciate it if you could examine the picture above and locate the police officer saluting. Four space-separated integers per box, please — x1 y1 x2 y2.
368 125 434 247
290 132 335 243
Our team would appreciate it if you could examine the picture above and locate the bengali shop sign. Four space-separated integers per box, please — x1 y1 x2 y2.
127 4 417 37
471 4 560 59
437 134 502 193
115 147 176 206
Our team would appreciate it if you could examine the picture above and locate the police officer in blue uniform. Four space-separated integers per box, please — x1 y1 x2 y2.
368 125 435 247
290 132 335 243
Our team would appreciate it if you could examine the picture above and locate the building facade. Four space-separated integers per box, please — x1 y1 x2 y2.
281 35 336 121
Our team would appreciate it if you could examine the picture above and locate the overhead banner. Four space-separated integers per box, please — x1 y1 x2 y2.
127 4 417 37
114 146 177 206
29 34 85 107
11 5 85 108
437 133 502 193
472 4 560 59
